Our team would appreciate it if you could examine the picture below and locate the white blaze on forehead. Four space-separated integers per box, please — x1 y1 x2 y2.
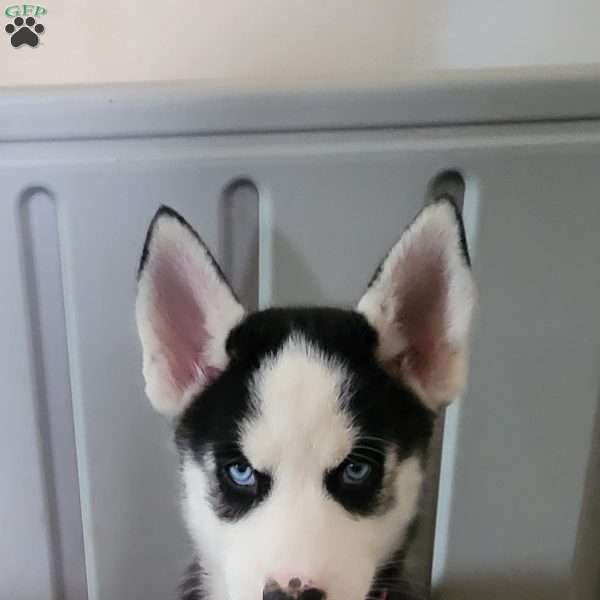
180 337 428 600
241 336 355 474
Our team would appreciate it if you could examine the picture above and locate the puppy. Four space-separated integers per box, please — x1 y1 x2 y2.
135 200 475 600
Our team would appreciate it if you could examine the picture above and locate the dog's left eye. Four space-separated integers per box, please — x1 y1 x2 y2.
226 461 256 487
342 461 372 484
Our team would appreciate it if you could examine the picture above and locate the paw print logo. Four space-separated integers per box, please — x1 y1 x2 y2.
5 16 45 48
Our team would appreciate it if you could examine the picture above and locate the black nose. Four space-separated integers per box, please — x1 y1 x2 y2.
263 582 325 600
298 589 324 600
263 590 291 600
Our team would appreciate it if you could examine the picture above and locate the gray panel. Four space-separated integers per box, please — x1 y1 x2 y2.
3 66 600 141
3 120 600 599
20 191 88 600
572 399 600 600
433 144 600 600
0 190 57 598
221 179 259 310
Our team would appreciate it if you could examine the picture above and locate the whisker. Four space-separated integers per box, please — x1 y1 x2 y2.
374 557 413 569
352 445 388 456
349 452 384 466
355 435 389 444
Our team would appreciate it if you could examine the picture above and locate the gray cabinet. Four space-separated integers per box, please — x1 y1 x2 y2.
1 109 599 600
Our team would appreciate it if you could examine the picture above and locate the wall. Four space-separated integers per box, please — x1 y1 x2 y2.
2 1 600 89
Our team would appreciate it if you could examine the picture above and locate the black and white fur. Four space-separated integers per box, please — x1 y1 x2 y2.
135 200 476 600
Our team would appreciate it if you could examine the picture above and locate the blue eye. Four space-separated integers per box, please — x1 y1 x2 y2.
226 462 256 487
342 461 372 484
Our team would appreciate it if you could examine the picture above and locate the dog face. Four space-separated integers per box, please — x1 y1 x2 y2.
135 202 475 600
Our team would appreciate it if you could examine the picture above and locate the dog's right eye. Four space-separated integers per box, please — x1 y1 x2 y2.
342 461 372 485
225 461 257 488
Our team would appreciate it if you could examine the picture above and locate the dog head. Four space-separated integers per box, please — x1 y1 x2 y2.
135 201 475 600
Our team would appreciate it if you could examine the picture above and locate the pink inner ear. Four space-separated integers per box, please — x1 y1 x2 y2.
153 251 220 393
393 237 449 385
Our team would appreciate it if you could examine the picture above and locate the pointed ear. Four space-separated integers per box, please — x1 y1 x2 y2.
357 199 476 412
135 206 245 416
